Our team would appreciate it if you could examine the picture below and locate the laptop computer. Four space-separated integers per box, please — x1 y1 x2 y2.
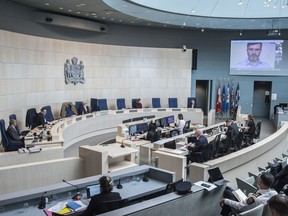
86 184 101 198
207 167 230 186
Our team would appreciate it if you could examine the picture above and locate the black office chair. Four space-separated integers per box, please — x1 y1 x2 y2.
212 133 221 158
100 199 129 214
189 142 213 163
25 108 37 129
183 120 192 133
254 121 262 140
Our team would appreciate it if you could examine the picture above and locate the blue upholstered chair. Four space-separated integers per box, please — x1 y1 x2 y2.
42 105 54 121
9 114 30 136
117 98 126 110
0 119 22 151
90 98 98 112
98 99 108 111
131 99 138 108
152 98 161 108
168 98 178 108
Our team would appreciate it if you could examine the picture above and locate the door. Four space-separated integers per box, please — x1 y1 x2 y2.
252 81 272 117
196 80 212 115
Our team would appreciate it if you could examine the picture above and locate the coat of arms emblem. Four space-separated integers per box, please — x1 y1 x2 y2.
64 57 85 85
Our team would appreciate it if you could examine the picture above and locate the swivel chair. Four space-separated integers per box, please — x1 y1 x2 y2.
0 119 23 151
41 105 54 121
98 99 108 111
116 98 126 110
168 98 178 108
152 98 161 108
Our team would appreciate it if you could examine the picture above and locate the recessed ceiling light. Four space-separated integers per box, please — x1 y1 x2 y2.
91 13 96 16
45 3 50 6
76 11 81 14
59 7 63 10
110 18 114 21
147 23 151 26
102 17 106 19
119 20 122 22
201 28 204 32
131 21 134 24
68 9 72 12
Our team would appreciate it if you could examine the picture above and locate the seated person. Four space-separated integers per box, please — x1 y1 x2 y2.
186 129 208 163
268 194 288 216
222 119 239 152
84 176 122 216
135 98 142 109
273 165 288 195
242 114 256 145
78 101 90 115
220 172 278 216
145 122 161 142
33 108 47 129
174 113 186 135
6 119 25 148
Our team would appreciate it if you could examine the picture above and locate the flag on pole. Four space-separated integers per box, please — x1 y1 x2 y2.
216 81 221 113
235 83 240 112
230 82 235 114
221 83 226 112
226 83 230 112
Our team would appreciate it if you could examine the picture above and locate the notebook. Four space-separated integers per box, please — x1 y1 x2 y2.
207 167 230 186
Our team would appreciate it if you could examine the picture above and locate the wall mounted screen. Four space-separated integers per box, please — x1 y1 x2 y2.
230 39 287 76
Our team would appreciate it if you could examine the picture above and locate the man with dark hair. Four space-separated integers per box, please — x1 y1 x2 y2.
220 172 278 216
224 119 239 151
84 176 121 216
236 42 271 69
268 194 288 216
33 108 47 128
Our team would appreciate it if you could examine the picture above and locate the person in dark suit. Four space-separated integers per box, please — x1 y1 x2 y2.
33 108 47 128
78 101 90 115
84 176 122 216
223 119 239 151
6 119 24 148
274 165 288 195
186 129 208 163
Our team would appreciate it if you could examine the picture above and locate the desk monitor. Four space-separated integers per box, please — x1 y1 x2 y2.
167 115 175 124
160 117 168 127
187 136 197 143
86 184 101 198
164 140 176 149
129 125 137 135
155 119 161 128
137 123 149 133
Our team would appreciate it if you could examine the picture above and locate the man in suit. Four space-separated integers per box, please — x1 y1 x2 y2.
223 119 239 151
78 101 90 115
33 108 47 128
186 129 208 163
274 165 288 195
84 176 122 216
6 119 24 148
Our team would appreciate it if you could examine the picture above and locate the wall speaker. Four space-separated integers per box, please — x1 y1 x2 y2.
192 49 198 70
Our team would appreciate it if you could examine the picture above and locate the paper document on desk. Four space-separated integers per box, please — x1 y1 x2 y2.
194 181 217 191
179 146 188 151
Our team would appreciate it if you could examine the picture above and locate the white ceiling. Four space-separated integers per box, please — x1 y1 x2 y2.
8 0 288 30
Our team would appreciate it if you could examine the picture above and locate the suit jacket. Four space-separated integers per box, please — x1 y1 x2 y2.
78 105 90 115
188 135 208 152
7 125 21 141
226 122 239 141
84 192 121 216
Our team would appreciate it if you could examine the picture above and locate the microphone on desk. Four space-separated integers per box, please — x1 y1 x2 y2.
116 178 123 189
62 179 82 200
38 191 47 209
120 140 126 148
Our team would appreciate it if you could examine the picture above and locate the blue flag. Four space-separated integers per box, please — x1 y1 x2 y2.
221 84 226 112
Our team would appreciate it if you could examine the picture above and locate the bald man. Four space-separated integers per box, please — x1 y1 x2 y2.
187 129 208 163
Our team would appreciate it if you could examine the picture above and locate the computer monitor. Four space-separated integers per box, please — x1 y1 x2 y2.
155 119 161 127
86 184 101 198
164 140 176 149
160 117 168 127
137 123 149 133
129 125 137 135
167 115 175 124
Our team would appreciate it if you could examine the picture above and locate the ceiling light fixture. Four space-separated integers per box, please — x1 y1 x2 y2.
238 0 243 5
201 28 204 32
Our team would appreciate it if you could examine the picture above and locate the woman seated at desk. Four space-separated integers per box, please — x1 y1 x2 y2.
135 98 142 109
145 122 161 142
84 176 122 216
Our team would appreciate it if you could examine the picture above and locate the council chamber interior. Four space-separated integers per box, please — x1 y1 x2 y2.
0 0 288 216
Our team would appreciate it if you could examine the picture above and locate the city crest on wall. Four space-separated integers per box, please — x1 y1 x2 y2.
64 57 85 85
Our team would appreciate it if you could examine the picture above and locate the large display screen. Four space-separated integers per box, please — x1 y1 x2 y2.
230 39 287 76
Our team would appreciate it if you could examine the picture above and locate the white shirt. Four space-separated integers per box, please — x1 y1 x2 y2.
176 119 186 134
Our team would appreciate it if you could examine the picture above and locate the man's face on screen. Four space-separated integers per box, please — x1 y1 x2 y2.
247 43 262 62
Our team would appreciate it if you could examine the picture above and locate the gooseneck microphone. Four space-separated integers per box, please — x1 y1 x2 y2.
142 173 149 182
62 179 81 200
38 191 47 209
116 178 123 189
120 139 126 148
